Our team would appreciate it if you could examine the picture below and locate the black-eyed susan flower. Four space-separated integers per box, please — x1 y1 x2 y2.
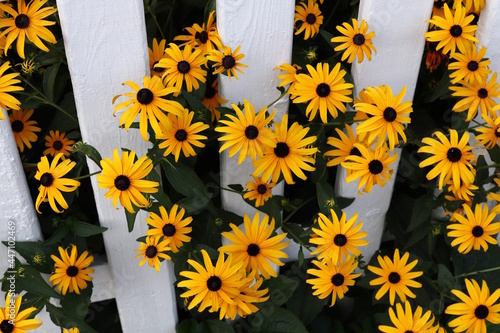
219 212 289 279
0 292 42 332
453 0 485 14
63 328 79 333
418 129 475 190
174 10 222 55
450 72 500 121
331 18 376 64
342 144 398 194
49 245 94 296
146 204 192 253
112 75 183 141
292 62 354 123
96 149 159 214
379 301 438 333
306 255 361 307
34 153 80 214
445 279 500 333
431 0 446 26
447 203 500 254
425 41 447 73
425 3 478 57
219 277 269 320
448 44 491 85
275 63 304 96
157 108 209 162
148 38 168 78
9 108 40 152
202 78 227 122
309 209 368 263
446 169 478 202
325 124 368 168
294 0 323 40
0 62 23 117
0 0 57 59
355 85 413 150
476 111 500 149
157 43 207 93
43 130 75 159
178 249 246 316
368 248 423 305
253 114 317 184
135 236 171 272
243 175 275 208
207 45 247 81
215 100 275 164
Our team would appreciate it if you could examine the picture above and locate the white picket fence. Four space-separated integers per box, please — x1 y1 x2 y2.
1 0 499 332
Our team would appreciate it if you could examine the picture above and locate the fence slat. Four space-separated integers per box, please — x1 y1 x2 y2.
56 1 177 332
216 0 295 221
334 0 434 262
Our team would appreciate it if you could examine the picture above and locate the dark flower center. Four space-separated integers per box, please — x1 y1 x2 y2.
195 30 209 44
475 305 489 319
53 140 63 151
383 107 397 122
207 276 222 291
333 234 347 247
404 331 414 333
472 226 484 237
247 244 260 256
331 273 345 287
0 319 14 333
447 147 462 162
450 25 463 37
467 61 479 71
15 14 30 29
428 42 438 52
306 13 316 24
471 13 480 26
256 184 268 195
434 0 445 9
388 272 401 284
177 60 191 74
175 129 188 142
478 88 488 99
136 88 154 105
114 175 131 191
274 142 290 158
350 147 362 157
245 125 259 140
40 173 54 187
145 246 157 258
495 127 500 138
296 68 305 75
353 33 366 46
162 224 176 237
152 61 163 73
222 56 236 69
368 160 384 175
66 266 79 277
316 83 331 97
11 120 24 133
205 85 216 99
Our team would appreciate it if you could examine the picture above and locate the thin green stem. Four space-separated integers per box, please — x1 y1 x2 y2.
454 266 500 279
219 187 245 195
323 0 341 28
477 163 500 170
267 86 289 109
146 3 165 40
73 171 101 181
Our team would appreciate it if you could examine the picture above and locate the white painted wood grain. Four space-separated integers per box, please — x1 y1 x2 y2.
56 1 177 332
335 0 434 262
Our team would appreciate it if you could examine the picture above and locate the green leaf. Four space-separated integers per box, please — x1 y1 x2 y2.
437 264 455 293
43 61 60 102
261 275 298 307
193 319 235 333
426 70 451 102
125 209 137 232
316 182 335 214
46 303 99 333
286 274 327 326
15 265 61 299
311 154 328 183
298 246 304 267
177 318 197 333
248 195 283 226
72 142 103 168
406 195 433 232
71 220 108 237
228 184 244 192
60 281 93 321
8 241 56 274
162 160 210 198
252 308 308 333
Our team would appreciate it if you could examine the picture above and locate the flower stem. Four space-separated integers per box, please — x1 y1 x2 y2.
146 3 165 40
267 86 290 109
454 266 500 279
73 171 101 181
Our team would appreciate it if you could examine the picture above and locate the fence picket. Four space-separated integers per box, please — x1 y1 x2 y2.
56 0 177 332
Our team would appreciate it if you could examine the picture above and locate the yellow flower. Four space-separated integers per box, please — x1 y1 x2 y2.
146 204 192 253
219 212 289 279
9 109 40 152
135 236 171 272
294 0 323 40
0 0 57 59
0 292 42 332
448 44 491 85
202 78 227 122
0 62 23 117
368 249 423 305
43 130 75 159
63 328 80 333
324 124 368 169
96 149 159 213
215 100 275 164
207 45 247 81
446 279 500 333
219 277 269 320
275 63 304 96
49 245 94 295
174 10 222 55
379 301 438 333
243 175 276 208
34 153 80 214
148 38 168 77
475 110 500 149
331 18 376 64
447 203 500 254
292 62 353 123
